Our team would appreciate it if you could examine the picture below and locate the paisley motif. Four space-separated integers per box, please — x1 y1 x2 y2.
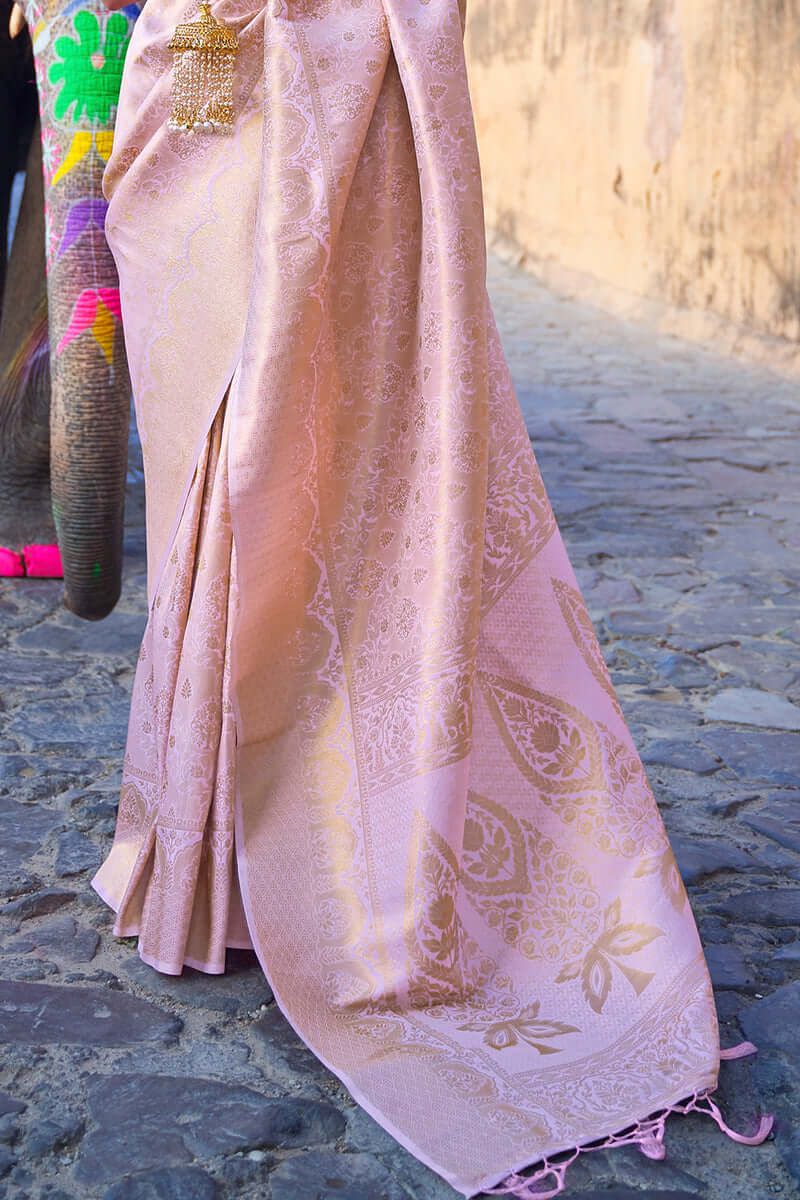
479 672 668 856
478 672 605 795
634 845 689 913
404 810 474 1006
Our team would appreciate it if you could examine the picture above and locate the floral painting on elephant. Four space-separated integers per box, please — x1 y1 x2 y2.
25 0 136 361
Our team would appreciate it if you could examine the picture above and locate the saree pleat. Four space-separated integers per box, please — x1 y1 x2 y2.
91 0 770 1193
94 392 252 973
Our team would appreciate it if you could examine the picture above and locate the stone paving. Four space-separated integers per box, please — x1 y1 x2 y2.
1 252 798 1200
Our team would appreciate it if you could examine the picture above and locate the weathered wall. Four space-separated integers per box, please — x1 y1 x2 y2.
464 0 800 344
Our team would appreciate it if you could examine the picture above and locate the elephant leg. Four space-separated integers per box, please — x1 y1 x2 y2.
0 119 55 553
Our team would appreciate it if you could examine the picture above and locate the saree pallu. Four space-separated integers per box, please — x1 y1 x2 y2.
91 0 772 1194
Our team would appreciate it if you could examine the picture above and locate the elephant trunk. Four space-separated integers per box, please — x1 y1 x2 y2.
48 228 131 620
44 135 131 621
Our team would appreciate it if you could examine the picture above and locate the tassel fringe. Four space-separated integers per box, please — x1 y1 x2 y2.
483 1042 774 1199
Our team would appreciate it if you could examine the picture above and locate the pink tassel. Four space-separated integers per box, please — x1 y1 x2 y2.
484 1042 774 1198
483 1160 569 1198
684 1092 775 1146
637 1129 667 1159
720 1040 759 1060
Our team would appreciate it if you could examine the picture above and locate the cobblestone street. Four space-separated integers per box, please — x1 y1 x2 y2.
1 253 798 1200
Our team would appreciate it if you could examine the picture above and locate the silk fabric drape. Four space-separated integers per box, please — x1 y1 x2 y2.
91 0 738 1194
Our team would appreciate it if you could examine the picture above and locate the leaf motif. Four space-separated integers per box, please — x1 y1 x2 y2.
555 959 582 983
516 1018 580 1039
463 817 484 853
599 922 665 957
604 897 622 932
633 855 661 878
491 826 509 853
456 1019 490 1033
477 1013 581 1053
485 1023 518 1050
517 1000 541 1020
661 852 688 912
614 959 656 996
582 950 612 1014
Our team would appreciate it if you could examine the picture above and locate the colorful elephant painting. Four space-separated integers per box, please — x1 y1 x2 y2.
0 0 139 619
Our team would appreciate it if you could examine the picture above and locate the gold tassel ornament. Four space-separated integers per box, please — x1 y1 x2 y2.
167 1 238 133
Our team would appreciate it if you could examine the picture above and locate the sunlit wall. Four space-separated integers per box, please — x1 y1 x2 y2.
465 0 800 342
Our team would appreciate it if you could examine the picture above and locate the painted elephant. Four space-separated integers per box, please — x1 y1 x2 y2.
0 0 138 619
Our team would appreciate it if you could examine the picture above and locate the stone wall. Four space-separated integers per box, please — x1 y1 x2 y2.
464 0 800 345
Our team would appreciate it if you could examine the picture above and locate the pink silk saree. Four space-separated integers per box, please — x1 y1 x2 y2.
91 0 773 1194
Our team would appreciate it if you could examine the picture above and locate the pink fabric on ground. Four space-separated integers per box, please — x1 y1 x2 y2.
23 544 63 577
91 0 773 1193
0 547 25 577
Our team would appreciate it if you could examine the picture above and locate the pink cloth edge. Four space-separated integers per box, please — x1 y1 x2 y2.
89 787 777 1190
228 767 474 1194
137 947 226 977
91 875 255 976
480 1060 775 1198
0 544 64 577
0 547 25 576
23 544 63 577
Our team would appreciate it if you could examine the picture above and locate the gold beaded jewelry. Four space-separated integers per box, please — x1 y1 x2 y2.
166 1 238 133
